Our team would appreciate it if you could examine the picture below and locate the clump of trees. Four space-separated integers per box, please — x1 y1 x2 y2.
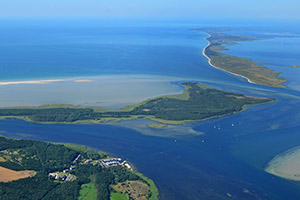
130 82 272 120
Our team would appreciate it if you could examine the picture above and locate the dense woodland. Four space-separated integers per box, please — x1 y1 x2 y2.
130 82 272 120
0 83 273 123
0 137 142 200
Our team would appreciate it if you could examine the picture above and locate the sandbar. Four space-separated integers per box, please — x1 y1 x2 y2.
0 79 65 86
265 146 300 181
74 79 93 83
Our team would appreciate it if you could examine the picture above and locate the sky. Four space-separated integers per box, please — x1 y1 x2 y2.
0 0 299 19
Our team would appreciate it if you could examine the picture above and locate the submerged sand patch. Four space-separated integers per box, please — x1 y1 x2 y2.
0 75 185 109
74 79 93 83
0 166 36 182
0 79 65 86
265 146 300 181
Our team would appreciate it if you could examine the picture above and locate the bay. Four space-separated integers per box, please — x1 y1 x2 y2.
1 19 300 199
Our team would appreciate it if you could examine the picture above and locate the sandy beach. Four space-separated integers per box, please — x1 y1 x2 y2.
202 34 256 85
265 146 300 181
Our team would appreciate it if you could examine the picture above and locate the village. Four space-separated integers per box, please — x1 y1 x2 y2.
48 154 132 182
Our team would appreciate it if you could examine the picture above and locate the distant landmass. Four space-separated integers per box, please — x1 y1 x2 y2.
0 136 158 200
291 65 300 68
196 28 287 88
0 82 274 126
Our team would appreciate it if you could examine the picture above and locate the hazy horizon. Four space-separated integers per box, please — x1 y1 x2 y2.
0 0 299 19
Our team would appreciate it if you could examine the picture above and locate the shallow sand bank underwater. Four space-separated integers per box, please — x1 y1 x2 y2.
0 79 65 85
0 75 187 109
265 146 300 181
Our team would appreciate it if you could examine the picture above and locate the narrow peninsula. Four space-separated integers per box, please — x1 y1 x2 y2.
197 28 287 88
0 82 274 125
0 136 159 200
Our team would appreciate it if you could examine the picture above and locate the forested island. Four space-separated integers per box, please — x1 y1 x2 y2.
197 28 287 88
0 82 274 125
0 136 158 200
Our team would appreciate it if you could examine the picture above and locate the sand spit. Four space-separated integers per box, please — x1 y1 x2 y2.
202 34 256 84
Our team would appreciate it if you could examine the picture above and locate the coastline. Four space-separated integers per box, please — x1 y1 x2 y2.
0 87 275 138
0 135 159 200
202 34 256 85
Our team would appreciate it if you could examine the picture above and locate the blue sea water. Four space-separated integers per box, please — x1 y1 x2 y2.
1 19 300 199
0 20 212 81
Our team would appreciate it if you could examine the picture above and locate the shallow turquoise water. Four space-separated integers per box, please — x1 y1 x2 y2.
0 75 185 108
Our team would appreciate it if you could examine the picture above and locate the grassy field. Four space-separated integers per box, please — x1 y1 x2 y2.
78 183 97 200
0 166 36 183
110 192 128 200
198 28 287 88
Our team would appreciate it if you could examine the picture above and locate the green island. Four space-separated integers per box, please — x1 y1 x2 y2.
146 124 168 129
291 65 300 68
0 82 274 125
0 136 159 200
196 28 287 88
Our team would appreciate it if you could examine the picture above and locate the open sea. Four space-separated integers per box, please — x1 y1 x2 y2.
0 19 300 199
